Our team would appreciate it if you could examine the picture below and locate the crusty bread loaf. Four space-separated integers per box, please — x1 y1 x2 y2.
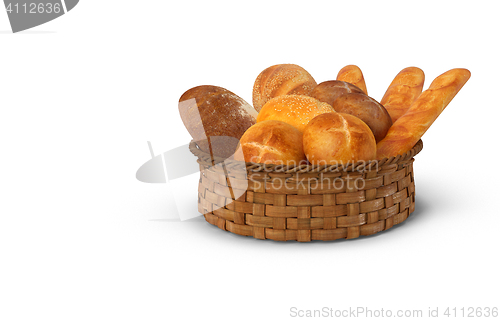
309 80 365 106
257 94 335 133
331 93 392 143
303 113 376 165
376 68 471 159
252 64 317 112
179 85 257 158
337 65 368 95
234 120 306 165
380 67 425 123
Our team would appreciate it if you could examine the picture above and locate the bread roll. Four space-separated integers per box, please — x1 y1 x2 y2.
257 95 335 133
235 120 306 165
337 65 368 95
376 68 471 159
303 113 376 165
252 64 317 112
331 93 392 143
380 67 425 123
179 85 257 158
309 80 365 106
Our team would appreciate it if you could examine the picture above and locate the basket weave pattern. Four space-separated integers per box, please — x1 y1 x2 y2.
191 140 423 242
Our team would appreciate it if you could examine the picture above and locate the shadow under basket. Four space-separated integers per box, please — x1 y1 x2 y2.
190 140 423 242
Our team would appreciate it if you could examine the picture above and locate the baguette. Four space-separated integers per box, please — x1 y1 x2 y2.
337 65 368 95
376 68 471 159
380 67 425 123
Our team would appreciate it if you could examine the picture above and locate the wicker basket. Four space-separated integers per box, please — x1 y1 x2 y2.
190 140 423 242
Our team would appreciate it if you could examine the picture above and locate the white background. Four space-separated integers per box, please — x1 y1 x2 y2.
1 1 498 320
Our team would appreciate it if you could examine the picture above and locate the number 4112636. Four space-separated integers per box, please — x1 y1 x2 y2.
5 2 62 14
444 307 498 318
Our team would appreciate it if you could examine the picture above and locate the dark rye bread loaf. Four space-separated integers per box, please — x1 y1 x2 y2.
179 85 257 158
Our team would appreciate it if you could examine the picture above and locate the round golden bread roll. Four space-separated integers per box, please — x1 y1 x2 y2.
234 120 306 165
331 93 392 143
252 64 317 112
309 80 365 106
303 113 376 165
257 95 335 133
178 85 257 158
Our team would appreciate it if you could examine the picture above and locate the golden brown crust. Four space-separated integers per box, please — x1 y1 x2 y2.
179 85 257 158
252 64 317 112
380 67 425 123
309 80 365 106
256 95 335 133
376 68 471 159
234 120 306 165
337 65 368 95
331 93 392 143
303 113 376 165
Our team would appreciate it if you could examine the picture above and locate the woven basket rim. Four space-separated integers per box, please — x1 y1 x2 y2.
189 139 423 174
